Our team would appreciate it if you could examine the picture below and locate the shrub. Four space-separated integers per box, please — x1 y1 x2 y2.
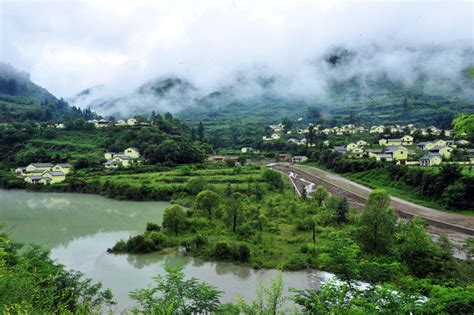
262 169 284 191
145 222 161 232
283 254 308 270
186 177 208 195
126 234 155 253
193 234 208 249
236 242 251 262
213 241 232 259
358 259 401 283
148 232 166 250
111 239 127 252
179 166 192 176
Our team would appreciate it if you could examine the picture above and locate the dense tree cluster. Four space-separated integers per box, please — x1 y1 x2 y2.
0 231 114 313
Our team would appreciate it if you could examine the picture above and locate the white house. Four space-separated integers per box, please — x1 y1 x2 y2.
292 156 308 163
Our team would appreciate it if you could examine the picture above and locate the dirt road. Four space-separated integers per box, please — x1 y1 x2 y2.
268 163 473 258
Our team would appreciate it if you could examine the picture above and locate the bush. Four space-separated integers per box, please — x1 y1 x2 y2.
193 234 208 249
186 177 208 195
126 234 155 253
145 222 161 232
236 222 256 237
283 254 308 270
111 239 127 252
148 232 166 250
442 182 468 209
262 169 284 191
358 259 401 283
235 242 251 262
213 241 232 259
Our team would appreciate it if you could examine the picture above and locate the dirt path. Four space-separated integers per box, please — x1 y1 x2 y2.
268 162 473 259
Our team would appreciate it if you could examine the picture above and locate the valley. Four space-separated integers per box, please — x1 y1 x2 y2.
1 1 474 311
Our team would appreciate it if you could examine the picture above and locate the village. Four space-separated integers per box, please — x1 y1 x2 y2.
49 117 151 129
15 146 143 185
262 122 473 167
12 118 473 187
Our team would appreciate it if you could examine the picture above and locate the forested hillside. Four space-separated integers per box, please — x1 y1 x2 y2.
0 63 93 122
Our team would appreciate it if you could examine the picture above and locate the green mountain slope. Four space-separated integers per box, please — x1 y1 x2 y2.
0 63 87 122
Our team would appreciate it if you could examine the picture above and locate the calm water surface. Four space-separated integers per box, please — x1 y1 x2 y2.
0 189 329 311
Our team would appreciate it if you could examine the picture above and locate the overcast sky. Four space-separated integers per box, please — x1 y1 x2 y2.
1 0 472 98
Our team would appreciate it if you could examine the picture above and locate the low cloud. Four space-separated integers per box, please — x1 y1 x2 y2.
1 0 472 116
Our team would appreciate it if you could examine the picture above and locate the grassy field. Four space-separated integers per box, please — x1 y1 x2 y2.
81 165 267 192
12 130 106 165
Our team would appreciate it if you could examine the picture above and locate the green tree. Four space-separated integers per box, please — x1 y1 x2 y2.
320 235 360 284
197 121 205 142
335 197 349 224
313 185 329 207
129 265 222 314
311 215 317 245
262 169 284 191
237 272 286 315
306 124 316 146
257 213 268 233
452 113 474 139
186 177 208 195
282 117 294 132
163 205 187 236
395 218 454 278
0 232 114 313
195 190 221 221
227 192 244 233
358 189 396 254
442 182 468 209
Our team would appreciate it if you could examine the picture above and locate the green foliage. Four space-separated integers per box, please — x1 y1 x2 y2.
262 169 284 191
452 113 474 139
146 222 161 232
227 192 244 232
163 205 187 236
0 232 114 313
320 235 360 283
395 218 456 279
313 185 330 207
236 272 287 315
335 197 349 224
186 176 208 195
195 190 221 220
129 265 222 314
442 182 468 209
358 189 396 254
293 280 474 314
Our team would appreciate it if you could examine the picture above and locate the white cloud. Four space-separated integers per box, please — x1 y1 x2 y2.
0 0 472 100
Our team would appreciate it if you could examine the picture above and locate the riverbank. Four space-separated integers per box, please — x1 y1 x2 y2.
0 163 269 202
0 188 318 311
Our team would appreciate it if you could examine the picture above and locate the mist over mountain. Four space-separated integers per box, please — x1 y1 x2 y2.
70 44 474 121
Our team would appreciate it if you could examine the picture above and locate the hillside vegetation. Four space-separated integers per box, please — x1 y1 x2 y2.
0 63 93 122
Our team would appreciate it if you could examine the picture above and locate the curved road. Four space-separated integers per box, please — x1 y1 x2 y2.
268 163 473 258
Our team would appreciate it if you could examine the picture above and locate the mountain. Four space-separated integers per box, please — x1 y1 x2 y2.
70 47 474 128
75 77 200 119
0 63 87 122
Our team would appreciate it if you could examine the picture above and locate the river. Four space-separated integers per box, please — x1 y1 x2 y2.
0 189 331 311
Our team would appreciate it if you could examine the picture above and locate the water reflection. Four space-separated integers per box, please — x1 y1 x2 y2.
1 190 168 248
1 189 322 311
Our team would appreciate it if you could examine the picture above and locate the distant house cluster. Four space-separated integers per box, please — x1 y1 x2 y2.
103 147 141 169
208 155 239 163
261 121 460 146
87 118 151 128
15 163 73 185
241 147 257 154
333 136 471 166
275 154 308 164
